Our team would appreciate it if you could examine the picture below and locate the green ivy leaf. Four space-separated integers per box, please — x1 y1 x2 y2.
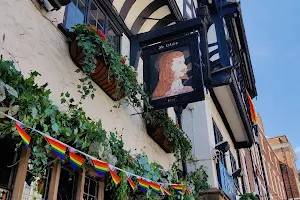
52 123 59 133
31 107 38 118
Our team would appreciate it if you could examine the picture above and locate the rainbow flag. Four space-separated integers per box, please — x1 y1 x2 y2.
247 91 256 123
163 187 172 197
177 190 186 196
92 159 108 178
137 178 149 193
109 166 121 185
187 187 192 195
150 182 161 194
45 136 67 159
126 174 137 190
15 122 31 149
170 184 183 191
69 150 85 170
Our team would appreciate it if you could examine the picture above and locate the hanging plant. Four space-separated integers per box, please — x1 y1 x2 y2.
143 110 192 160
70 24 149 108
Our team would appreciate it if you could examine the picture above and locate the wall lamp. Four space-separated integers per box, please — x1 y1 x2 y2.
215 141 230 153
232 168 242 179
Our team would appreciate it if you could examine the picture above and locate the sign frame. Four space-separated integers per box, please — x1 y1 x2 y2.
143 32 205 110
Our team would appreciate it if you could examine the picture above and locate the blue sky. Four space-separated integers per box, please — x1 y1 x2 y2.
241 0 300 167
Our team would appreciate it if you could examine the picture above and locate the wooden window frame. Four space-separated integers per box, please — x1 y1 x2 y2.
63 0 122 52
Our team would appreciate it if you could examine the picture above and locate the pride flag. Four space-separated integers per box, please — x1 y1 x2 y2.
109 165 121 185
187 187 192 195
126 174 137 190
69 150 85 170
137 178 149 193
247 91 256 123
163 187 172 197
45 136 67 159
177 190 186 196
170 184 183 191
149 182 161 194
92 159 109 178
15 122 31 149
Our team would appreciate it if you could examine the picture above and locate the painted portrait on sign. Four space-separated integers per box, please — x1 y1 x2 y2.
151 49 194 100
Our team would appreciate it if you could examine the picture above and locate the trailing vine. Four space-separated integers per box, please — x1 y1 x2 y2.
239 193 259 200
0 57 209 199
71 24 192 162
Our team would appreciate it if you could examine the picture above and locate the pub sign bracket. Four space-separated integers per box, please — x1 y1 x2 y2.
130 6 211 109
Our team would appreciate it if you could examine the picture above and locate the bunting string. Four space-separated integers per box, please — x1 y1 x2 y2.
1 111 193 196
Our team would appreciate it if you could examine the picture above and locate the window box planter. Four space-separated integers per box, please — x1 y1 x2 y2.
48 0 71 10
69 40 124 101
146 124 173 153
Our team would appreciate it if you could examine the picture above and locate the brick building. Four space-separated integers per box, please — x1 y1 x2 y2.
257 114 287 200
268 135 300 200
240 114 287 200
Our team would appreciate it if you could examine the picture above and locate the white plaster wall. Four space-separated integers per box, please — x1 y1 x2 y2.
182 91 218 187
182 89 242 189
175 0 184 15
0 0 174 169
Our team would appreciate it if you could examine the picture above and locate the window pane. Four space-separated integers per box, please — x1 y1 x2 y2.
64 0 86 30
88 1 105 31
89 179 96 196
107 23 120 52
84 177 90 193
57 167 76 200
83 194 88 200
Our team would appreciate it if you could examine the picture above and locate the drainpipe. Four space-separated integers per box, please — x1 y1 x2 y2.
174 105 188 177
248 148 261 195
254 125 270 200
279 142 294 200
280 162 289 199
236 149 246 194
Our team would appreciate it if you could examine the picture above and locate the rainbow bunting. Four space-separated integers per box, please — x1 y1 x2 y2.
187 187 192 195
126 174 137 190
69 151 85 170
150 182 161 194
109 166 121 185
177 190 186 196
15 122 31 149
170 184 183 191
92 159 108 178
163 187 172 197
137 178 149 193
45 136 67 159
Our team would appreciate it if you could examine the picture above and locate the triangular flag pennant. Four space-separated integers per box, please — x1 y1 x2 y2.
69 149 85 170
187 187 192 195
177 190 186 196
15 122 31 149
126 173 137 190
163 187 172 197
149 182 161 194
91 159 108 178
45 136 67 159
170 184 183 191
109 165 121 185
137 178 149 193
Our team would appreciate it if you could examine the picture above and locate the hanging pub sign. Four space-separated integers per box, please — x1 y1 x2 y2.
143 32 205 109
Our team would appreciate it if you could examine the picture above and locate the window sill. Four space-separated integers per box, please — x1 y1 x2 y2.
58 23 71 39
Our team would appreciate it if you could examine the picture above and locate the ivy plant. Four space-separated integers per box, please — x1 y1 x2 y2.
71 23 192 170
0 56 209 199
